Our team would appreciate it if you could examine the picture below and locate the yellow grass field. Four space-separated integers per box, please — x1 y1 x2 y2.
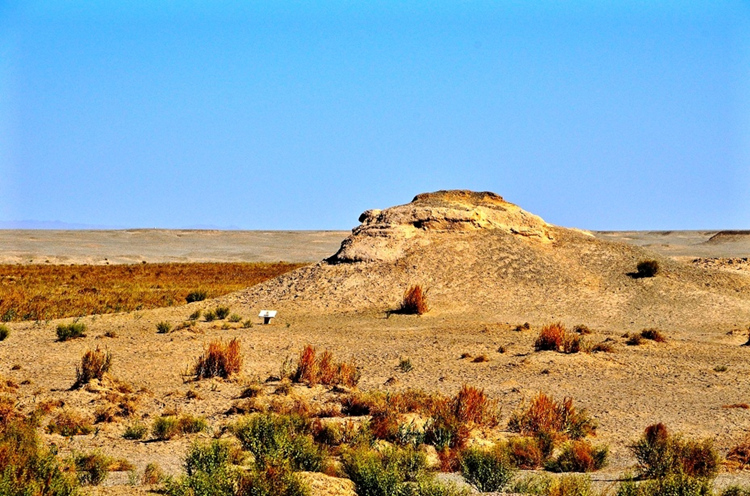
0 262 305 321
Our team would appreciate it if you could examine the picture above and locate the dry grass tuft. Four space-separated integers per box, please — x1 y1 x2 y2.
534 323 567 351
47 409 94 436
74 347 112 388
290 345 360 387
535 323 586 354
640 328 667 343
193 338 243 379
399 284 429 315
472 355 489 363
0 262 304 321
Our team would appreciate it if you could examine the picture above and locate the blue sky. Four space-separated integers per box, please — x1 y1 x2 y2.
1 1 749 230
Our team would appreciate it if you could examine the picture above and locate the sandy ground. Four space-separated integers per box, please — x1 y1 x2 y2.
0 229 349 264
2 223 750 494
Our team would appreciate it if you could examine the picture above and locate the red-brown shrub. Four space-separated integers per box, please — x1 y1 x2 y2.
290 345 360 387
399 285 429 315
193 338 243 379
534 323 566 351
507 393 596 440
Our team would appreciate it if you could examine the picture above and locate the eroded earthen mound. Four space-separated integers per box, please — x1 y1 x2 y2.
331 190 553 263
704 230 750 245
233 190 750 330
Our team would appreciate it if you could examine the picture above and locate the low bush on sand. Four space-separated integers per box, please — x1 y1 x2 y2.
73 347 112 388
545 440 609 473
193 338 243 379
289 345 360 387
185 290 207 303
57 322 87 341
636 260 660 278
534 323 586 353
123 421 148 440
0 324 9 341
152 414 208 440
214 306 230 320
156 321 172 333
639 328 667 343
399 284 430 315
630 423 719 479
72 451 111 485
47 409 94 436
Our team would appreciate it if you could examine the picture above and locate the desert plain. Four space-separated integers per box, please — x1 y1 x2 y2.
2 190 750 495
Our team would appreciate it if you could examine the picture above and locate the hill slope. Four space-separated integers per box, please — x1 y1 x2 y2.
233 190 750 331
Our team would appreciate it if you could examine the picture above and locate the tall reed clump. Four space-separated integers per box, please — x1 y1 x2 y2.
193 338 243 379
399 285 429 315
73 347 112 388
289 345 360 388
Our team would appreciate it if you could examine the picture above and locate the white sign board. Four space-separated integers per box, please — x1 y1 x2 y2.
258 310 277 318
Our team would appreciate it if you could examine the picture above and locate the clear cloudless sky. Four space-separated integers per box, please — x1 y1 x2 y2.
1 1 749 230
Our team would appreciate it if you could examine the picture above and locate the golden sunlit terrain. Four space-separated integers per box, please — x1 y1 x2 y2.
0 262 306 322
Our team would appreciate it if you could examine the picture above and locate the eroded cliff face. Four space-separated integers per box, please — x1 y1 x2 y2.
330 190 553 263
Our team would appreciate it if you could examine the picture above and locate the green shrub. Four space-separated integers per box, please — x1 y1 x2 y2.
0 324 9 341
0 412 78 495
56 322 87 341
413 477 471 496
242 319 253 328
617 474 712 496
459 445 515 492
237 460 310 496
232 413 325 472
341 445 427 496
72 451 110 485
215 307 230 320
152 416 180 440
204 310 217 322
143 462 165 484
189 310 202 320
165 440 237 496
177 414 208 434
156 321 172 333
123 422 148 440
545 440 608 472
186 290 207 303
722 487 750 496
398 358 413 373
229 314 242 323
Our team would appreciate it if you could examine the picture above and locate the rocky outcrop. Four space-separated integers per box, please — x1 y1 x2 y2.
330 190 553 263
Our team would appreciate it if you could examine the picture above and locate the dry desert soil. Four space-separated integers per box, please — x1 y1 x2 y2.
2 190 750 495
